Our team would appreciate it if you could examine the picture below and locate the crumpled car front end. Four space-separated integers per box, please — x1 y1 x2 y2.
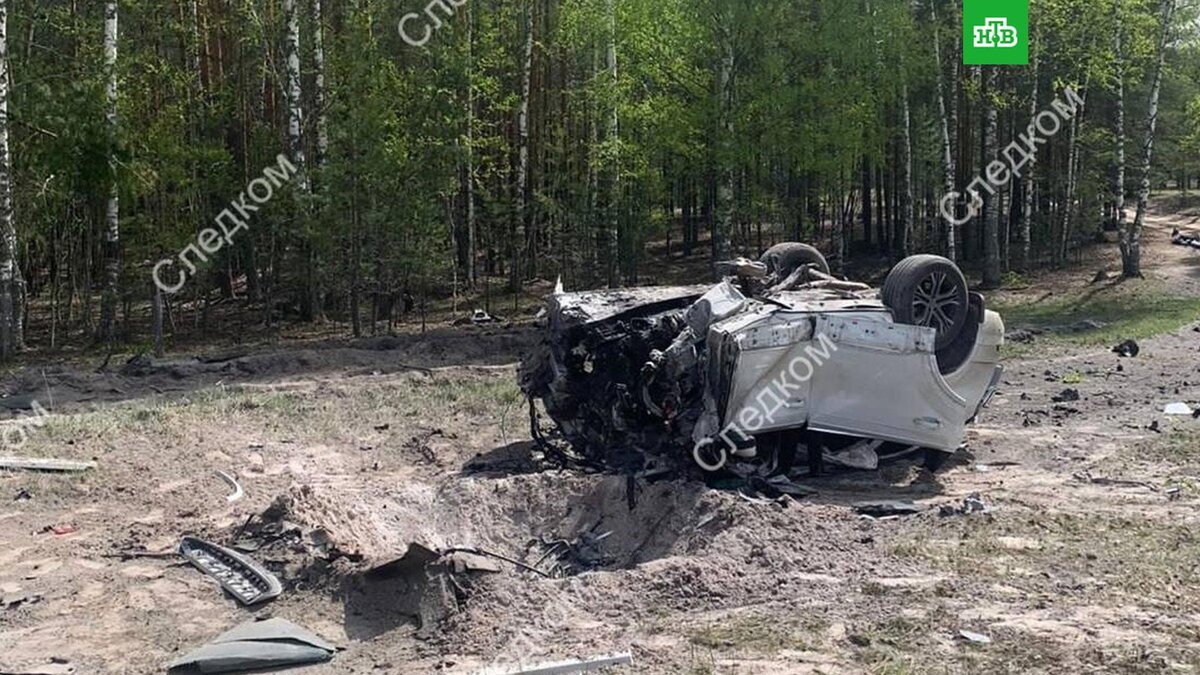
519 284 715 470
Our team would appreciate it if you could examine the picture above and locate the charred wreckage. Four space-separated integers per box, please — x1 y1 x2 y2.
519 244 1004 478
1173 227 1200 250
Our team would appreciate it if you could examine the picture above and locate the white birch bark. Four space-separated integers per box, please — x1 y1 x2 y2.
283 0 308 192
1059 88 1086 264
605 0 621 286
465 3 476 285
713 13 734 270
517 0 533 284
1114 23 1126 233
190 0 201 86
900 82 913 259
0 0 15 358
310 0 328 175
930 0 956 261
982 67 1002 288
283 0 316 318
1021 53 1039 270
1125 0 1175 277
98 0 120 341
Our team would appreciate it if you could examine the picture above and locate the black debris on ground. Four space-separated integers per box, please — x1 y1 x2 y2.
852 500 926 518
1113 339 1140 358
1052 389 1081 403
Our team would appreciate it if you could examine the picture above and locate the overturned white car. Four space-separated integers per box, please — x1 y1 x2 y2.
520 244 1003 475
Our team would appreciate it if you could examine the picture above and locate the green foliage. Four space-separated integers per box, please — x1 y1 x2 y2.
994 279 1200 347
3 0 1198 345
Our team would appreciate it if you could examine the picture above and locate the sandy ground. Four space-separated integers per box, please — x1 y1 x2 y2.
1 204 1199 675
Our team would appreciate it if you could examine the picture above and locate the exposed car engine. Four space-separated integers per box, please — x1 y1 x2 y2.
520 245 1004 477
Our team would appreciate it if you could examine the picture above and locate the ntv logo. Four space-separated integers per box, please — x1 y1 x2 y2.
963 0 1028 65
973 18 1019 48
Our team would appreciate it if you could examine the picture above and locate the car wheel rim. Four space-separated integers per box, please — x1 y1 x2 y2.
912 271 960 336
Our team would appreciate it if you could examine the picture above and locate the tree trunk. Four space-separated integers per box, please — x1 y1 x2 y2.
311 0 330 321
310 0 329 174
604 0 621 286
188 0 203 262
707 1 735 273
152 287 164 357
948 16 960 243
982 67 1002 288
931 0 956 261
190 0 201 83
1114 21 1126 235
282 0 312 318
875 165 885 250
1058 88 1086 264
861 155 872 248
516 0 533 287
0 0 16 359
1123 0 1174 278
682 176 694 255
465 2 476 286
98 0 120 342
283 0 307 188
586 45 600 283
1020 52 1038 270
899 83 913 259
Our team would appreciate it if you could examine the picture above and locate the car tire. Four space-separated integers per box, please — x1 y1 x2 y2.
935 293 983 374
883 255 969 350
760 243 830 278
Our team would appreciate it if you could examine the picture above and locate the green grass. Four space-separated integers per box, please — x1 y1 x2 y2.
687 613 826 655
994 279 1200 352
852 614 936 675
999 270 1030 288
846 584 1199 674
6 371 520 460
879 506 1200 673
877 422 1200 672
894 512 1200 604
1 370 522 504
1139 428 1200 463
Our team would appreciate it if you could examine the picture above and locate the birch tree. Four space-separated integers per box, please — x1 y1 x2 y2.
516 0 532 287
1020 52 1039 270
604 0 621 286
899 82 913 260
282 0 313 317
1113 13 1126 236
711 4 734 272
930 0 956 261
283 0 307 189
981 67 1002 288
310 0 329 176
0 0 16 358
1057 87 1085 264
465 1 477 286
97 0 119 342
1123 0 1175 278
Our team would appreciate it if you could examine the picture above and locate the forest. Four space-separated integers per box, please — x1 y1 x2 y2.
0 0 1196 359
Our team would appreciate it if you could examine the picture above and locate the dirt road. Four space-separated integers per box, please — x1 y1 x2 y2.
1 204 1198 674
